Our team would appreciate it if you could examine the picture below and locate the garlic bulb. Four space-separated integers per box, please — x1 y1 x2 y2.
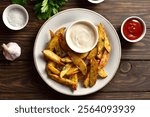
1 42 21 61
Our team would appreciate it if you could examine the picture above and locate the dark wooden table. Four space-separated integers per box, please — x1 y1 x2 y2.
0 0 150 99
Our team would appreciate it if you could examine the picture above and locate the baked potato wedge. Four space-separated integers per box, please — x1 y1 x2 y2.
60 63 72 78
98 49 110 69
61 56 72 63
47 33 63 51
43 50 64 65
97 49 104 59
47 62 60 75
49 30 54 39
69 74 78 90
68 51 87 75
104 35 111 53
101 24 111 53
97 23 104 53
83 73 90 88
55 27 65 36
48 73 77 90
98 69 108 78
59 36 71 52
89 58 99 87
77 52 89 59
87 47 97 60
66 67 79 76
55 40 63 57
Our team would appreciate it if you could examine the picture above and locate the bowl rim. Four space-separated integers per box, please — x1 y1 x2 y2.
2 4 29 30
65 20 98 53
88 0 104 4
121 16 146 42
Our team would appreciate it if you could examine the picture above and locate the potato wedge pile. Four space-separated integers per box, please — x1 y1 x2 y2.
43 23 111 90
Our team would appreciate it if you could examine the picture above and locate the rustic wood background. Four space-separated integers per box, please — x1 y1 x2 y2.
0 0 150 99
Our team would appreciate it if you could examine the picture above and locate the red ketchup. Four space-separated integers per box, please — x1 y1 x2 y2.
123 18 144 40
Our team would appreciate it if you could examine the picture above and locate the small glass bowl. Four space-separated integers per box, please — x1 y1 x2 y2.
2 4 29 30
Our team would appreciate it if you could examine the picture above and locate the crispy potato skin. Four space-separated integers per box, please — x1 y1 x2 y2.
68 51 87 75
89 58 98 87
48 73 77 90
83 73 90 88
98 69 108 78
97 23 104 53
47 62 60 75
47 33 63 51
98 50 110 69
66 67 79 76
61 56 72 63
43 50 64 65
87 47 98 60
60 64 72 78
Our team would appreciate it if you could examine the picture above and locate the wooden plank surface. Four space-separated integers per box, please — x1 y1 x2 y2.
0 30 150 60
0 0 150 99
0 61 150 92
1 92 150 100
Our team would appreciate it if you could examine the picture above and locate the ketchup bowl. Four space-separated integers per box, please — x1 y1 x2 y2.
121 16 146 42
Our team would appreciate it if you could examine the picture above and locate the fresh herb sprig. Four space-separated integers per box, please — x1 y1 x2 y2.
11 0 68 20
11 0 28 5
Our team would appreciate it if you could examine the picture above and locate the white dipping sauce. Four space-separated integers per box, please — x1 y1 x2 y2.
67 22 97 52
7 8 26 28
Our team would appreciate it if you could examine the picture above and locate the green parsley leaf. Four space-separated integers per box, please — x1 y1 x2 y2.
41 0 49 13
11 0 68 20
11 0 28 5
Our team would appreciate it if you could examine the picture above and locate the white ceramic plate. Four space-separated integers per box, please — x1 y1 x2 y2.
33 8 121 96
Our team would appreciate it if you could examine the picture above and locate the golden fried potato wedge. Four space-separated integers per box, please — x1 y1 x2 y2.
61 56 72 63
48 73 77 90
98 41 104 53
77 72 85 80
97 49 104 59
47 33 63 51
60 64 72 78
89 58 98 87
49 30 54 39
68 51 87 75
83 73 90 88
97 23 104 53
98 69 108 78
77 52 89 59
47 62 60 75
59 37 71 52
55 40 63 57
100 23 111 53
54 27 65 56
87 47 97 60
69 74 78 90
104 35 111 53
43 50 64 65
66 67 79 76
98 49 110 69
55 27 65 36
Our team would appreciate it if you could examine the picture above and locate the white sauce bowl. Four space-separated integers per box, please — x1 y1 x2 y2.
2 4 29 30
66 20 98 53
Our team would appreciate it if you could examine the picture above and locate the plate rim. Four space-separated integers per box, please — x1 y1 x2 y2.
33 8 122 96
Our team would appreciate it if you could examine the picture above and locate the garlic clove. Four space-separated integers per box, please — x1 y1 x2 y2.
1 42 21 61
